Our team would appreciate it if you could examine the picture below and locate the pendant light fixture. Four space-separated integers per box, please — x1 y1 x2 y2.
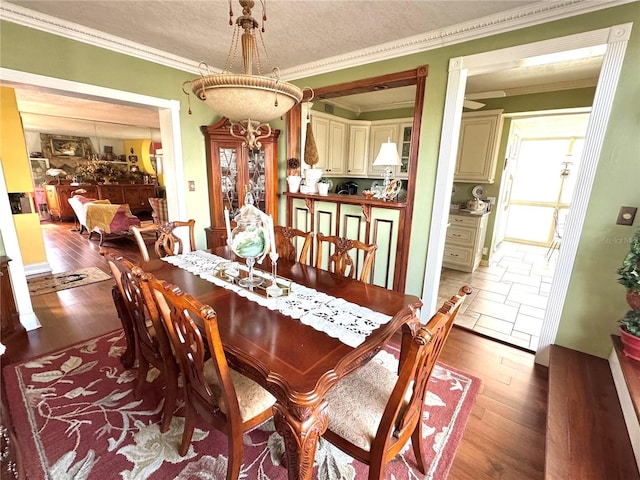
183 0 303 149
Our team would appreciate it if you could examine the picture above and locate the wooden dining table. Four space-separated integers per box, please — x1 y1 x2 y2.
123 249 422 480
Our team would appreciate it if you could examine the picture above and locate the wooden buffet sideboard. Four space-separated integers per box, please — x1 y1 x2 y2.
45 184 156 220
285 192 408 292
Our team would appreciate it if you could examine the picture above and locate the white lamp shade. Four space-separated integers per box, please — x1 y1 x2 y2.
372 140 401 167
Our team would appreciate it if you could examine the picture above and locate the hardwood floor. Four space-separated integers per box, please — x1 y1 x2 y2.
4 220 551 478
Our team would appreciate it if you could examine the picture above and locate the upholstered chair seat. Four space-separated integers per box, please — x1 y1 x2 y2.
203 361 276 420
325 360 410 451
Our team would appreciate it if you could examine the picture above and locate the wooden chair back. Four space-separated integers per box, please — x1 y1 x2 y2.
323 286 471 479
132 219 196 262
274 225 313 264
100 248 178 433
146 276 274 469
315 233 377 283
148 197 169 224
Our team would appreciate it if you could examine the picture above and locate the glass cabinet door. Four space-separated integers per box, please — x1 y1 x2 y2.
397 123 412 178
219 147 239 216
247 148 267 212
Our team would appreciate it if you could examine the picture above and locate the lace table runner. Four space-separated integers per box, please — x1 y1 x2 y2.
161 251 392 347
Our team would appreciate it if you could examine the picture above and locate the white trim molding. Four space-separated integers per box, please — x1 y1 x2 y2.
1 1 634 79
422 23 633 366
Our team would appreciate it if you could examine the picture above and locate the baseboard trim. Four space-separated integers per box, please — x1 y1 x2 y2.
24 262 51 277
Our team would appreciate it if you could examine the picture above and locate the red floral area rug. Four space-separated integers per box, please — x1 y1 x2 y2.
4 330 480 479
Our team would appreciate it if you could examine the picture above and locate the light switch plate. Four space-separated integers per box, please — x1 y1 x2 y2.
616 206 637 226
188 180 195 191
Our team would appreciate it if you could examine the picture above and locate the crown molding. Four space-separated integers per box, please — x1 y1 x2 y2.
282 0 635 80
1 0 634 79
0 2 203 74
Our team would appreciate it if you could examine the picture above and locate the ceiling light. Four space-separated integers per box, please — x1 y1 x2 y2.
183 0 303 149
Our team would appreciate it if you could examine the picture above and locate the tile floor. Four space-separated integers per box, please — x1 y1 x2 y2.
438 241 557 351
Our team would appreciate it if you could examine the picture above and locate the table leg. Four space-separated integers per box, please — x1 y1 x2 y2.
111 286 135 368
273 400 328 480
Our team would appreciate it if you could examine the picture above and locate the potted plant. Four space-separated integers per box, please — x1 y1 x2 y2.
617 229 640 359
303 125 323 192
317 177 332 196
286 158 302 193
617 228 640 309
619 310 640 360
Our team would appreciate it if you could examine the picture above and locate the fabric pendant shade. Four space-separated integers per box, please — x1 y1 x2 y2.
304 125 320 168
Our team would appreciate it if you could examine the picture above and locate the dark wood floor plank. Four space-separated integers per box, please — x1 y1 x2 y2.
5 221 635 479
546 345 639 480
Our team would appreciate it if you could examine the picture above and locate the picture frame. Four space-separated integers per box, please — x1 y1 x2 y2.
50 136 85 157
128 155 138 163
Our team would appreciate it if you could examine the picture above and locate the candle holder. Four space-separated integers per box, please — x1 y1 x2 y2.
266 251 283 297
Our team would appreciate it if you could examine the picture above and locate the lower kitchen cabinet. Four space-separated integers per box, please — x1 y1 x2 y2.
286 193 404 291
443 213 489 272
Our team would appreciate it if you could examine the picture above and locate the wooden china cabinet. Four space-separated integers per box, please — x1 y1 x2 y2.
202 118 280 249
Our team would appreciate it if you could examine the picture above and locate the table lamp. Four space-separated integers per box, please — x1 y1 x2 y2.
372 138 402 191
45 168 68 184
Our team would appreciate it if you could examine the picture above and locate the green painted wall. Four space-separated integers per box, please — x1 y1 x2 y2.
1 2 639 358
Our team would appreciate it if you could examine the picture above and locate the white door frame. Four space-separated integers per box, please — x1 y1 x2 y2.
420 23 632 366
0 67 185 331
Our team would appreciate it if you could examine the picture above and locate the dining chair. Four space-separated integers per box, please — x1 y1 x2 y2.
132 219 196 262
148 197 169 225
146 276 276 475
322 285 472 480
274 225 313 264
100 248 179 433
315 233 377 283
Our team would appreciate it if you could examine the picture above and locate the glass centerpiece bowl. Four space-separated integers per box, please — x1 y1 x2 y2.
229 205 268 287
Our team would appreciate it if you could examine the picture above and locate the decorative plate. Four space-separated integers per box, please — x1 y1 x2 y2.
472 185 485 199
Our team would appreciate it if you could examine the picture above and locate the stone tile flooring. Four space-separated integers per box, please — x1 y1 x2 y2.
438 241 557 351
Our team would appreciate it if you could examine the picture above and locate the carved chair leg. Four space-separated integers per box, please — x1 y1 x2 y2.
134 353 149 400
411 418 426 474
160 364 178 434
226 426 243 480
179 400 196 456
111 287 135 368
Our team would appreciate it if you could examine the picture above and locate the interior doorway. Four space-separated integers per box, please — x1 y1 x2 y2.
440 111 591 351
422 23 632 366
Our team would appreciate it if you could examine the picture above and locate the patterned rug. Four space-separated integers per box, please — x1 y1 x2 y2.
27 267 111 296
4 330 480 479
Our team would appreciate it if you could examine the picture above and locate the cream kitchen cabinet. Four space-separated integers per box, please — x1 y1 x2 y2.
454 110 504 183
346 122 370 176
310 112 347 176
443 213 489 272
367 123 399 177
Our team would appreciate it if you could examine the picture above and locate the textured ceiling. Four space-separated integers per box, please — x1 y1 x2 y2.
8 1 540 72
3 1 606 129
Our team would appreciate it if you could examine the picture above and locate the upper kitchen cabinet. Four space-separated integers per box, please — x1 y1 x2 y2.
201 118 280 249
454 110 504 183
309 111 347 176
346 121 370 176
